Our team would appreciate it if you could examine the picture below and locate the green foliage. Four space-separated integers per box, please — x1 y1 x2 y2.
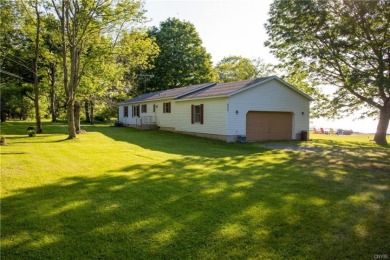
0 136 6 145
0 0 62 123
118 30 160 94
277 61 330 119
47 0 148 137
215 56 275 83
265 0 390 144
1 0 158 130
27 126 36 137
215 56 256 82
0 81 35 121
1 121 389 258
142 18 215 92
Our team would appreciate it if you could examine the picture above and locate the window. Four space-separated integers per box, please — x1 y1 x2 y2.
124 106 129 117
141 104 147 113
163 102 171 113
132 105 140 117
191 104 204 124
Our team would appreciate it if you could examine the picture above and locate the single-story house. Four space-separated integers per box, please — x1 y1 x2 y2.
118 76 313 142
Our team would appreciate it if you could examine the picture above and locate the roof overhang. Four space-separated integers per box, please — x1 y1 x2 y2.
119 76 314 106
175 95 227 102
119 82 217 105
227 76 314 101
174 82 217 99
119 97 173 105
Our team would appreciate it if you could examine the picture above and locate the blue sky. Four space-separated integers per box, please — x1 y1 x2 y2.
143 0 385 134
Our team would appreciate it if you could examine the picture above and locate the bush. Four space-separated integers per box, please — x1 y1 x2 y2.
0 136 6 145
114 121 124 127
27 127 36 137
93 115 106 122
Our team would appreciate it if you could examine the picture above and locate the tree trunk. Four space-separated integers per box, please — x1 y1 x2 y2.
33 58 42 133
90 101 94 125
60 0 76 139
374 102 390 145
33 2 43 134
20 94 24 120
1 108 6 122
49 64 57 122
66 98 76 139
69 41 80 137
85 100 91 123
74 101 81 133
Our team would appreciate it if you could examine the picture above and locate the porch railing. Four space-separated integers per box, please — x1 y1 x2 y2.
140 116 156 125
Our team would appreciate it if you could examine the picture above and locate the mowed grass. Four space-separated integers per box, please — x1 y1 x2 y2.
1 121 389 259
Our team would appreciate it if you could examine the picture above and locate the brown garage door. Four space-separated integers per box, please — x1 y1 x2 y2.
246 111 292 141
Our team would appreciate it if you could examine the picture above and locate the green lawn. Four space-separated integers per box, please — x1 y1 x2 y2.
1 121 389 259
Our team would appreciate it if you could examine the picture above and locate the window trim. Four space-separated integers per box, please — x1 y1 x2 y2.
124 106 129 118
191 104 204 124
132 105 140 117
141 104 147 113
163 102 171 113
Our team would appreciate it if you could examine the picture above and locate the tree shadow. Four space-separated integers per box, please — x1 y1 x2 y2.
83 125 265 158
0 152 27 155
3 135 69 144
2 150 389 258
0 121 69 135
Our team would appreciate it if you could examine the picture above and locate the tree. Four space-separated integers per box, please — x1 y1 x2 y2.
77 34 123 126
0 0 43 123
265 0 390 145
118 30 159 95
41 14 64 122
251 57 276 78
143 18 215 92
215 56 275 83
49 0 145 139
20 0 44 133
278 61 330 119
215 56 256 82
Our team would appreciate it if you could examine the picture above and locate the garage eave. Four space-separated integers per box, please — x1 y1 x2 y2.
227 76 314 101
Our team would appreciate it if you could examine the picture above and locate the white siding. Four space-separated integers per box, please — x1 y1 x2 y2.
175 98 228 135
118 105 124 122
155 100 175 128
118 105 133 125
119 103 156 126
119 98 228 135
118 79 310 141
227 80 310 139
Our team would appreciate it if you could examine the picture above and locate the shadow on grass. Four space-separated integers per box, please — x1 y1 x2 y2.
83 125 264 158
0 152 27 155
0 121 69 135
2 123 390 257
4 135 70 144
2 150 390 258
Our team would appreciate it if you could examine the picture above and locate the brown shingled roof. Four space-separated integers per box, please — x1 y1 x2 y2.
148 82 216 100
120 82 216 104
178 77 272 99
120 76 312 104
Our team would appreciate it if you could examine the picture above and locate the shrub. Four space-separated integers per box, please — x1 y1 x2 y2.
27 127 36 137
114 121 124 127
0 136 6 145
93 115 105 122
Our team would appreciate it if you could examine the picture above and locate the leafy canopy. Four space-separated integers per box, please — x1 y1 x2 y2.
265 0 390 144
214 56 275 83
142 18 215 92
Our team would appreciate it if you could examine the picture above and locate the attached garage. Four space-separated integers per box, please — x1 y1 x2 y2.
119 76 312 142
246 111 293 141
